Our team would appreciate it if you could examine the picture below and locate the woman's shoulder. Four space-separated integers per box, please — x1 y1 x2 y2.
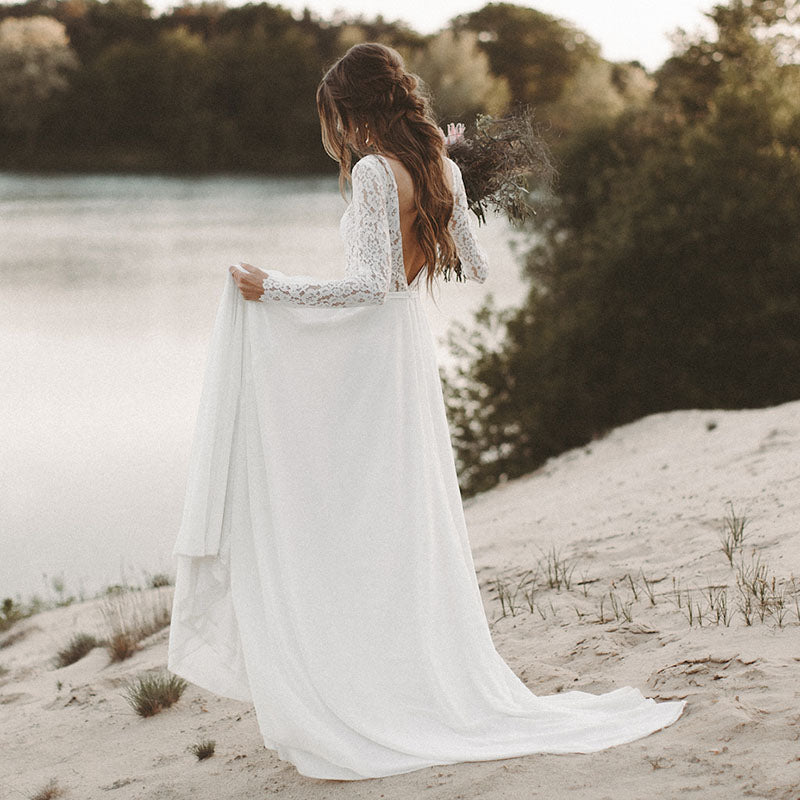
355 152 459 197
351 154 393 190
353 153 387 174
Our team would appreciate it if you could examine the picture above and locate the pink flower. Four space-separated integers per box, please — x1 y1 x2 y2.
443 122 465 146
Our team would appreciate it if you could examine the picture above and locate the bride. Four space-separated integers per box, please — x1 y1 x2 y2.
167 41 686 781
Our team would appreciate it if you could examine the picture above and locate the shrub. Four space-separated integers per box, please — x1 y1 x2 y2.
444 7 800 497
54 633 100 668
124 672 187 717
101 587 172 662
190 739 216 760
148 573 172 588
30 778 65 800
0 597 25 632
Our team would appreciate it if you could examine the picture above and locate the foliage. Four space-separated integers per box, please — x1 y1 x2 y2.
543 59 655 135
101 586 172 662
407 28 510 122
445 0 800 497
446 105 557 228
190 738 216 760
452 2 601 107
54 632 101 667
0 0 628 172
1 598 23 632
0 596 38 632
124 671 187 717
148 572 172 588
29 779 65 800
0 15 77 146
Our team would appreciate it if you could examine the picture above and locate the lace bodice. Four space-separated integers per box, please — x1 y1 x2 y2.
258 153 488 307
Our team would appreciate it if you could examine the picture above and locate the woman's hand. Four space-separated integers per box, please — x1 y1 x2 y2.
229 262 267 301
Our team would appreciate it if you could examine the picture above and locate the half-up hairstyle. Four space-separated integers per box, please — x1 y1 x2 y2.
316 42 459 289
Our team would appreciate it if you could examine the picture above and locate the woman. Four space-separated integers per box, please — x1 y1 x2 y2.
167 42 686 781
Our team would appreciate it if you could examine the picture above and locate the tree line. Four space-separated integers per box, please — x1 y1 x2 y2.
0 0 639 172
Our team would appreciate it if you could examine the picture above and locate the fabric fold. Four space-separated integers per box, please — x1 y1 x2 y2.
173 273 245 559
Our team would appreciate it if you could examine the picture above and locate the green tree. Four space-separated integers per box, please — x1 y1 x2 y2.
451 2 600 107
0 15 78 152
59 0 156 64
541 58 656 135
444 0 800 497
83 27 215 168
208 20 326 170
407 28 511 122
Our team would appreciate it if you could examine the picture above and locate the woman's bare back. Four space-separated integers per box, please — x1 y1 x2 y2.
378 153 453 286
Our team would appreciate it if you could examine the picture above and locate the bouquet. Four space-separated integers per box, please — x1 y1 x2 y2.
441 104 557 227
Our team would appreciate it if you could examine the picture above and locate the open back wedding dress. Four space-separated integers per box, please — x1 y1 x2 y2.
167 153 686 780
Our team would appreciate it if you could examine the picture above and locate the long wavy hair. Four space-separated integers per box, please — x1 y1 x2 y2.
316 42 458 289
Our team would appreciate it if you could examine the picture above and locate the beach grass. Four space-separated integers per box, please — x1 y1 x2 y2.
489 506 800 630
720 502 747 566
148 573 173 589
124 671 187 717
101 587 172 663
54 633 101 668
190 739 216 760
29 778 65 800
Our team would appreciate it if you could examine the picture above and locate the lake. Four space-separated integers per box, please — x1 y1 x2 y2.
0 172 533 601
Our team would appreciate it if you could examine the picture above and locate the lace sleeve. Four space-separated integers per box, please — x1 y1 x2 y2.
447 158 489 283
258 156 392 307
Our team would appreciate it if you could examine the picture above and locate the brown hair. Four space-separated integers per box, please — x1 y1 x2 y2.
316 42 458 290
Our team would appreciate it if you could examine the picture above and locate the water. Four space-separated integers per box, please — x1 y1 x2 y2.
0 172 532 600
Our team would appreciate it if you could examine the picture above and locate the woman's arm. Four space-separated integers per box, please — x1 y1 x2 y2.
446 157 489 283
230 156 392 307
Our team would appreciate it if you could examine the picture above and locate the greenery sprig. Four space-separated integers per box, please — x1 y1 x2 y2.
446 104 558 227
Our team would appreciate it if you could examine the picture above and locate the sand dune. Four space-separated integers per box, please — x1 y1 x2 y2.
2 400 799 799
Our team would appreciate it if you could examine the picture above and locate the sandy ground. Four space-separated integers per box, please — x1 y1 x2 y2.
2 400 799 800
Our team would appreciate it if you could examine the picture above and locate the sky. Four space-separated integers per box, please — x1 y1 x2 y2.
271 0 721 71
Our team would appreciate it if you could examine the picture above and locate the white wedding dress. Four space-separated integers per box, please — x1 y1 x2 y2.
167 153 686 780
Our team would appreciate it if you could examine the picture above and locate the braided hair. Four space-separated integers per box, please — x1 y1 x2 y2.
316 42 459 289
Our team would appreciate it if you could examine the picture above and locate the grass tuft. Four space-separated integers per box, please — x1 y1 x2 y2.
54 633 101 668
190 739 216 760
487 509 797 631
101 587 172 662
1 597 29 633
609 588 634 623
107 631 138 662
0 628 28 649
124 671 187 717
30 778 65 800
539 545 576 591
639 569 657 606
720 502 747 566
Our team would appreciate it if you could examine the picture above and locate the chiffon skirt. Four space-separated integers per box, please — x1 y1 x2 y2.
167 274 686 779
